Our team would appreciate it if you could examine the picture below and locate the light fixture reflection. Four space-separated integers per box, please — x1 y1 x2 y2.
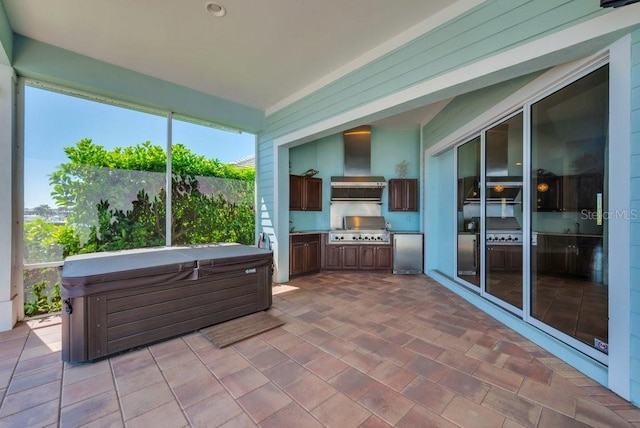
537 182 549 192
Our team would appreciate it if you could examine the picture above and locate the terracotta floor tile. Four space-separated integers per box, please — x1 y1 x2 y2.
110 348 156 377
232 337 272 359
264 330 305 351
62 372 115 407
317 337 356 358
154 347 198 372
481 386 542 427
283 341 324 365
575 396 632 427
405 338 445 359
328 367 376 400
63 359 111 386
311 392 372 428
263 359 310 388
126 400 187 428
503 357 554 385
401 376 455 414
436 349 482 374
218 412 257 428
119 381 175 421
441 396 505 428
260 402 323 428
538 407 592 428
112 364 165 397
518 378 577 417
236 382 291 423
13 352 61 376
163 360 212 388
0 399 59 427
7 364 62 395
465 343 510 367
184 391 243 428
368 360 416 391
285 374 337 411
0 379 61 417
341 349 384 372
60 390 121 427
182 331 215 351
220 366 269 398
404 354 449 383
206 352 251 379
357 382 415 425
171 372 224 409
304 352 349 380
396 405 459 428
472 362 524 393
0 272 637 428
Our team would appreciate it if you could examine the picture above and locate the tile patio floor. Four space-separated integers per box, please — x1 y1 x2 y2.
1 272 639 427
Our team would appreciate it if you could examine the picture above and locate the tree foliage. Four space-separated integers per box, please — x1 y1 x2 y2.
45 139 255 254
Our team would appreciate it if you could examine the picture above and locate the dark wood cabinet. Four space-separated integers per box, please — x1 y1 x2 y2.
290 175 322 211
389 179 418 212
289 234 321 277
486 246 522 271
537 235 604 282
324 245 359 270
358 245 393 270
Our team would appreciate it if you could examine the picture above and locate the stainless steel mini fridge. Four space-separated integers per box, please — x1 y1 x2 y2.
393 233 423 274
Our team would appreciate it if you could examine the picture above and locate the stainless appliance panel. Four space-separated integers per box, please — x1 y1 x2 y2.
393 234 423 274
457 234 477 275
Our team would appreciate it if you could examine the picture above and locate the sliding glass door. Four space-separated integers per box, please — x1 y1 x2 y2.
530 65 609 354
454 63 609 360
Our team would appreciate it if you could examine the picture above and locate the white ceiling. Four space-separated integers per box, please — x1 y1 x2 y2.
3 0 455 116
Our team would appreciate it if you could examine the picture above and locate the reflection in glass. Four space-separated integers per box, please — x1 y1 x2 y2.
530 65 608 352
484 113 523 310
456 137 480 287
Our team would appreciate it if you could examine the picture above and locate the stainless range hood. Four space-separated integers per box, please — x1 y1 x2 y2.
331 176 386 201
330 125 386 201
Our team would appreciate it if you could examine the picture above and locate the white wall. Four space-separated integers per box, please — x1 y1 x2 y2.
0 64 17 331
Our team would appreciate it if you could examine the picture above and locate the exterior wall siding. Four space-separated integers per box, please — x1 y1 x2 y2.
422 71 543 148
630 28 640 405
263 0 605 140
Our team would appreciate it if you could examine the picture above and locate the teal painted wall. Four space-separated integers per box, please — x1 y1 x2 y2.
630 28 640 406
424 149 455 277
422 71 544 148
264 0 606 139
12 36 264 133
289 128 420 232
0 1 12 64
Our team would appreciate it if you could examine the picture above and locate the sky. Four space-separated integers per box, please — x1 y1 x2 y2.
24 86 256 208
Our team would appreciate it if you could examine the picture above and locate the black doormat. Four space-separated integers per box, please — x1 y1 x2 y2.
200 311 284 348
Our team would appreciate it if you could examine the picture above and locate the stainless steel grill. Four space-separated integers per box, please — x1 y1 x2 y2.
328 215 390 244
486 217 522 245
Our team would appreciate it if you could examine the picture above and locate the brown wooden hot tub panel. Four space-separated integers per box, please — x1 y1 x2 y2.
61 245 273 363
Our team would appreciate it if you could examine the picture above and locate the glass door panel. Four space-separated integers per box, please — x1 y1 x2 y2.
484 112 524 310
530 65 608 353
456 137 480 287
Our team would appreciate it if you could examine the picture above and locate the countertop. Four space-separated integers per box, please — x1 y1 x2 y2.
535 232 603 238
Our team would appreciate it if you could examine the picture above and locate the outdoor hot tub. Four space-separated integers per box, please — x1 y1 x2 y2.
60 244 273 363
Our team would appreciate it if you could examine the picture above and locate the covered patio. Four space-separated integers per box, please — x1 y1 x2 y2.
1 272 637 427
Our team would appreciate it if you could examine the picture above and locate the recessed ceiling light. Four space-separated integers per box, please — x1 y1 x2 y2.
205 1 226 17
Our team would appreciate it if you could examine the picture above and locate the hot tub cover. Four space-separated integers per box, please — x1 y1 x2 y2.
61 244 273 298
